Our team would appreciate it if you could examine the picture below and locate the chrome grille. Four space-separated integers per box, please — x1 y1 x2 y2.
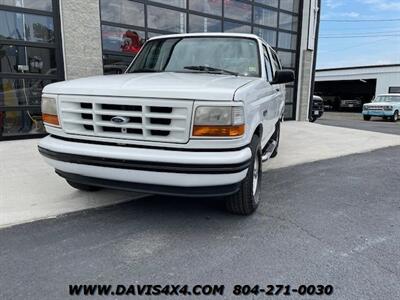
367 106 383 110
59 95 193 143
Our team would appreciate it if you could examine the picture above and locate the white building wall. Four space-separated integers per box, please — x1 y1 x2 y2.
316 65 400 97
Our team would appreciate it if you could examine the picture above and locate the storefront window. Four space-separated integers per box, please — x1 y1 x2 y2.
277 50 296 68
254 6 278 28
99 0 301 119
0 45 56 74
151 0 186 9
0 10 54 43
224 21 251 33
102 25 145 53
254 27 276 47
0 0 63 140
279 12 298 31
189 0 222 16
280 0 300 13
147 5 186 33
278 32 297 50
100 0 144 27
0 0 52 11
224 0 252 23
103 54 133 75
254 0 278 8
189 15 221 33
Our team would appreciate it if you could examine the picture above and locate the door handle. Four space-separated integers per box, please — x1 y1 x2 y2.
275 88 280 92
263 109 268 117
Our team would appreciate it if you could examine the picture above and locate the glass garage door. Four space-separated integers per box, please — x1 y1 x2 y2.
0 0 64 140
99 0 300 119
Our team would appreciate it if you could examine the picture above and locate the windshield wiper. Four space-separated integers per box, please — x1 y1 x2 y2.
183 65 239 76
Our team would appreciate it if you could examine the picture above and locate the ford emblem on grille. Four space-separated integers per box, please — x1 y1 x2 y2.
111 116 130 124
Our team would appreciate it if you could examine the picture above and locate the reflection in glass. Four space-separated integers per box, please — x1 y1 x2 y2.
102 25 144 53
278 32 297 50
278 51 296 68
223 21 251 33
0 109 44 136
189 15 221 33
279 12 298 31
280 0 300 13
103 54 133 75
189 0 222 16
0 0 52 11
224 0 251 22
0 78 52 107
0 10 54 43
147 5 186 33
285 86 294 104
254 27 276 47
284 104 293 119
151 0 186 8
255 0 278 8
0 45 56 74
100 0 144 27
254 6 278 27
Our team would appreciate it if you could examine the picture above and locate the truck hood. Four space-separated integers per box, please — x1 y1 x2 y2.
43 72 257 101
365 102 393 106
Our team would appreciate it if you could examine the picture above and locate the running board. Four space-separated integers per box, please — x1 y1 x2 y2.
262 140 277 162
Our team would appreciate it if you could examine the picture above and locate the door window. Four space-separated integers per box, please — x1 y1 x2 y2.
263 45 273 82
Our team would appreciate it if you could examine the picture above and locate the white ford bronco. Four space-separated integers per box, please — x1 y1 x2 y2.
38 33 294 215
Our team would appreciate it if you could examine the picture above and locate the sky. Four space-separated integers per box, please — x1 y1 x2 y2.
316 0 400 69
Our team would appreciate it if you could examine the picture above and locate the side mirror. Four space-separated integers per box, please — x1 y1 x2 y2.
271 70 295 84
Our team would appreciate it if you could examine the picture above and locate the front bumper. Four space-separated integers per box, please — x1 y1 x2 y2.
362 110 393 117
38 135 252 196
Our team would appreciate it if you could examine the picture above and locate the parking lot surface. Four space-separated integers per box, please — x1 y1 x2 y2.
1 146 399 300
317 112 400 135
2 122 399 229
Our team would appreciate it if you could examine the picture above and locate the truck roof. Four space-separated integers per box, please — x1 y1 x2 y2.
378 93 400 97
148 32 267 44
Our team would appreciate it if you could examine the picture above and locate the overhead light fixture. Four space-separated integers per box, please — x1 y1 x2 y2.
360 79 367 83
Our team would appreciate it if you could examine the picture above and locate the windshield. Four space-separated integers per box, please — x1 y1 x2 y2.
373 96 400 103
127 37 261 77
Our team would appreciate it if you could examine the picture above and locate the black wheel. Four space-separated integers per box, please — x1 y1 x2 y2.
309 116 317 123
363 115 371 121
67 180 101 192
225 134 262 215
391 111 399 122
270 121 281 158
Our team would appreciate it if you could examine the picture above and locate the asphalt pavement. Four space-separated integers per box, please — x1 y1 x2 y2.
317 112 400 135
1 146 400 300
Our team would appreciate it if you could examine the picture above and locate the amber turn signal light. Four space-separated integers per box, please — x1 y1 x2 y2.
42 114 60 126
193 124 245 137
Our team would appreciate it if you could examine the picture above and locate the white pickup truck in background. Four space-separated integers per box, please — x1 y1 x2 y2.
38 33 294 215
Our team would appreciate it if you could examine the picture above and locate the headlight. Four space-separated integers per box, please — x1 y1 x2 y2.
383 105 393 111
42 96 60 126
193 106 244 137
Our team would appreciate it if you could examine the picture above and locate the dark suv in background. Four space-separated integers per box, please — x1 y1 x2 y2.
310 96 324 122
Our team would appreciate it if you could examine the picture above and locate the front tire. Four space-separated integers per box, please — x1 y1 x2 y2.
391 111 399 122
67 180 101 192
363 115 371 121
225 134 262 215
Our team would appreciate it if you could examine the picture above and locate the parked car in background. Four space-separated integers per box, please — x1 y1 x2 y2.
310 95 324 122
363 94 400 122
340 99 362 111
